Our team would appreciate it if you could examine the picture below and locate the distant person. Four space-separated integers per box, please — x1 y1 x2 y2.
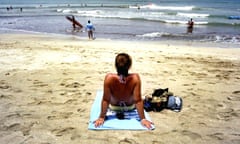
94 53 154 129
7 6 13 11
188 18 194 28
187 18 194 33
20 8 23 12
86 20 95 40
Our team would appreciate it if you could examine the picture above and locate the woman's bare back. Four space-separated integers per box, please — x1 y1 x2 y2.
105 73 140 106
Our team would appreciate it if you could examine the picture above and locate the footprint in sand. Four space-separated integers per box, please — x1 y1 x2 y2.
4 123 21 131
207 132 224 140
118 138 137 144
181 130 202 140
51 127 75 137
4 122 35 136
211 100 234 120
0 80 11 89
47 112 73 120
232 90 240 95
6 113 21 119
70 134 81 140
227 95 240 101
0 94 13 100
217 108 239 121
77 108 86 113
152 141 164 144
64 99 78 104
216 102 227 109
32 80 48 87
227 91 240 101
27 100 53 106
60 80 85 88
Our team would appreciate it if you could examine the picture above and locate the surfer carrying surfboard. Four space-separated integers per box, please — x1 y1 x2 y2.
65 15 83 29
86 20 95 40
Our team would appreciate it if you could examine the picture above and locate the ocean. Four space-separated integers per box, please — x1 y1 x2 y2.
0 0 240 45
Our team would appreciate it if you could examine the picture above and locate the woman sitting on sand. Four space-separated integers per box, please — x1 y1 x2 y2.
94 53 153 129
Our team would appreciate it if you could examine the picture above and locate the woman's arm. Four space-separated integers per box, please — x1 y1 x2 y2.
133 74 153 129
94 74 111 127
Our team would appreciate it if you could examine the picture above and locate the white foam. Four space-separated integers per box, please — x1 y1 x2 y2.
164 20 188 24
56 9 63 12
62 9 74 13
164 20 208 25
177 12 209 18
195 21 208 25
136 4 194 11
137 32 169 38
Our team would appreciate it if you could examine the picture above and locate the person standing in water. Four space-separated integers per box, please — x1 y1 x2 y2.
187 18 194 33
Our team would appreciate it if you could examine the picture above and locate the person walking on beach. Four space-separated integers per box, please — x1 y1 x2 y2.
86 20 95 40
94 53 154 129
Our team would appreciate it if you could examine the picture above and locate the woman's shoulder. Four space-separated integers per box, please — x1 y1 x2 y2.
104 73 119 84
106 73 117 76
106 73 139 76
105 73 140 79
105 73 118 79
129 73 140 77
128 73 141 82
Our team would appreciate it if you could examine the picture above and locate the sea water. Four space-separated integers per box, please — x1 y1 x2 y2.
0 0 239 45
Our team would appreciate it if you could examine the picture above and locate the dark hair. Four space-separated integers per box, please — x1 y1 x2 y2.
88 20 91 23
115 53 132 76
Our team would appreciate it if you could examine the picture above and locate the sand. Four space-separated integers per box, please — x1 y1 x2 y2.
0 33 240 144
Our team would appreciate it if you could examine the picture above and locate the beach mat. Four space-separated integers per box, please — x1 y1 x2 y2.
88 90 155 130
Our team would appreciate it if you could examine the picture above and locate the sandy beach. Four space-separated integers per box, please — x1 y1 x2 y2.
0 33 240 144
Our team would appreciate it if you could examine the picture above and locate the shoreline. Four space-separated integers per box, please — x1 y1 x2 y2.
1 32 240 58
0 33 240 144
0 29 240 49
1 32 240 48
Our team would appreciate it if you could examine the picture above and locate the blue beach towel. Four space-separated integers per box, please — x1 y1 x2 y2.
88 90 155 130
